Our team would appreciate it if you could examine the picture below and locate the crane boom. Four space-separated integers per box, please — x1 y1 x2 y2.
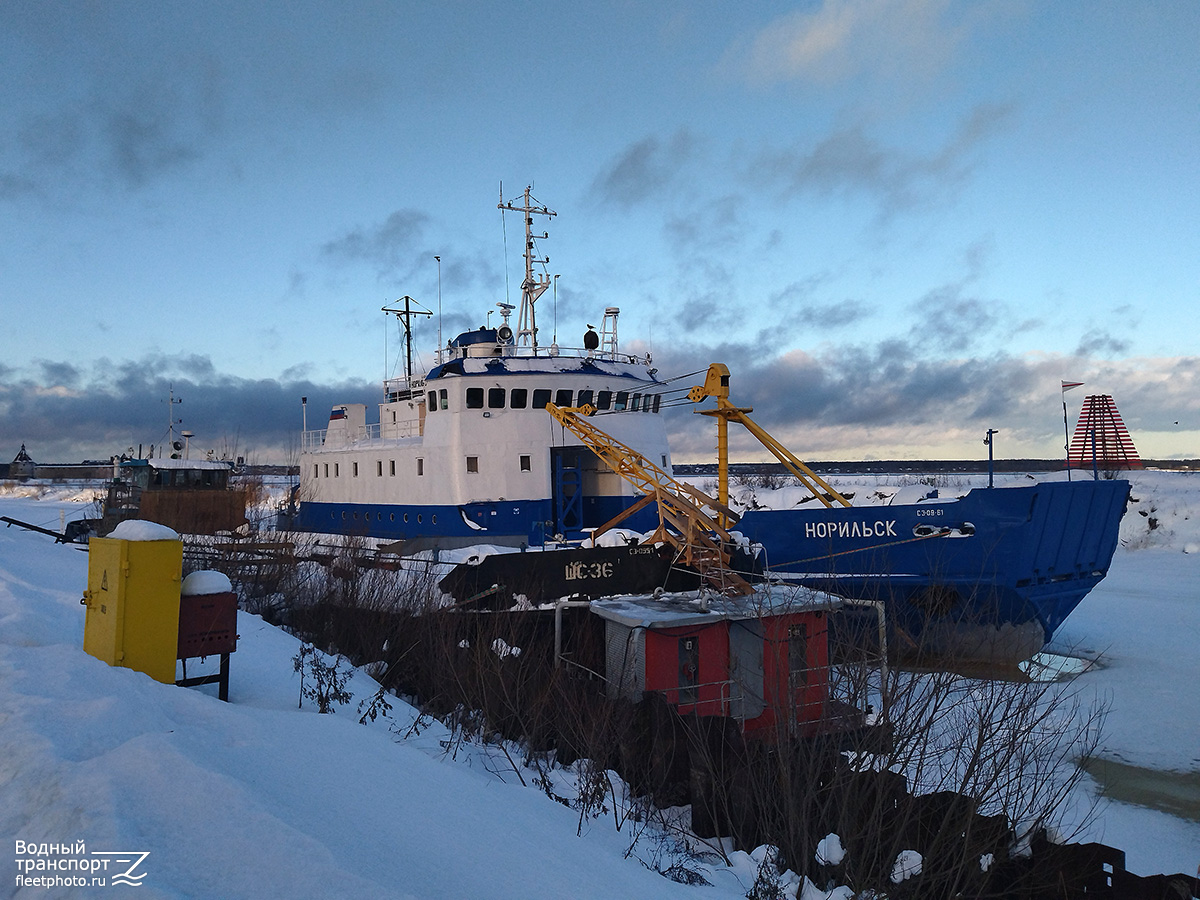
544 403 753 596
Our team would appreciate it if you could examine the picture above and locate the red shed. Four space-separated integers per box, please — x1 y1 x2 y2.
590 589 841 740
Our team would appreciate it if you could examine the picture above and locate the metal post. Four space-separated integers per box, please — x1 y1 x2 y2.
984 429 999 488
435 255 442 364
1063 398 1072 481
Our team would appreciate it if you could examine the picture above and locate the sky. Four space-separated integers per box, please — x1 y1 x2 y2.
2 0 1198 465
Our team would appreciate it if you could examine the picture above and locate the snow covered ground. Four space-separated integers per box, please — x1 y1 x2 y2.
1 470 1197 898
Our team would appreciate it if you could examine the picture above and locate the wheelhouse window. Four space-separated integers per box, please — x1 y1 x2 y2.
614 391 629 410
427 390 437 410
510 388 528 409
439 389 448 410
466 456 479 473
532 389 551 409
466 387 484 409
596 390 612 410
555 389 573 408
577 389 593 407
630 393 641 411
652 394 662 413
488 387 506 408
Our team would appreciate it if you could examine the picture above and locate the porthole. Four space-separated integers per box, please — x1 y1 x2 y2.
390 513 396 522
417 514 423 524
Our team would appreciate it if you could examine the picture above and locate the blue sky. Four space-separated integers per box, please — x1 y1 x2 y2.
1 1 1197 464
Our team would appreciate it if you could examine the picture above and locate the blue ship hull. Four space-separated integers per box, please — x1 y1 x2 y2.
296 476 1127 658
293 494 662 550
735 478 1130 659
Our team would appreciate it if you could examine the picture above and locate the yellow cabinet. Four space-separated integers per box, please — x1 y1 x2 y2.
82 535 183 684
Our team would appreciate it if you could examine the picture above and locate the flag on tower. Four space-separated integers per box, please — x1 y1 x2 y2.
1061 380 1084 392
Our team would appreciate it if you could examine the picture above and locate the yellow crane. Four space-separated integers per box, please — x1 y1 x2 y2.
687 363 851 521
543 402 754 596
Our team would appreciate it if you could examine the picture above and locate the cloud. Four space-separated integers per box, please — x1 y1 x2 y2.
732 0 984 87
321 209 431 279
6 344 1197 468
35 360 82 388
907 293 998 354
653 336 1200 461
754 103 1013 216
2 57 225 198
590 130 699 208
0 355 374 464
1076 329 1132 358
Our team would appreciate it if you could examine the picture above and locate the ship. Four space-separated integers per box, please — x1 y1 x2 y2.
295 188 1129 661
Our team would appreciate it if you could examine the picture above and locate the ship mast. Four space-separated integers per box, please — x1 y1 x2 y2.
499 185 556 353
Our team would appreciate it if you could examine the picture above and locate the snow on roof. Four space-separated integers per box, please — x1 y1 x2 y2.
181 570 234 596
122 457 232 470
107 519 181 541
590 586 840 630
430 354 657 381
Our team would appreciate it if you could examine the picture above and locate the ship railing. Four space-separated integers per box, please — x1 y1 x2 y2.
384 376 427 401
301 420 419 452
435 344 652 367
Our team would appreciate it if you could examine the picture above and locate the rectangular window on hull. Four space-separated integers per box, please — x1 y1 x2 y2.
510 388 528 409
488 387 505 408
334 463 339 477
417 458 424 476
555 389 573 408
614 391 628 410
631 393 641 411
652 394 662 413
314 464 319 478
466 387 484 409
532 389 551 409
376 461 382 476
577 389 593 407
352 462 358 477
389 460 396 476
323 464 329 477
466 456 478 473
520 455 531 472
596 390 612 410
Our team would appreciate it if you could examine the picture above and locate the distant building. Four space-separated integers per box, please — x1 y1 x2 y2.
10 444 36 479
